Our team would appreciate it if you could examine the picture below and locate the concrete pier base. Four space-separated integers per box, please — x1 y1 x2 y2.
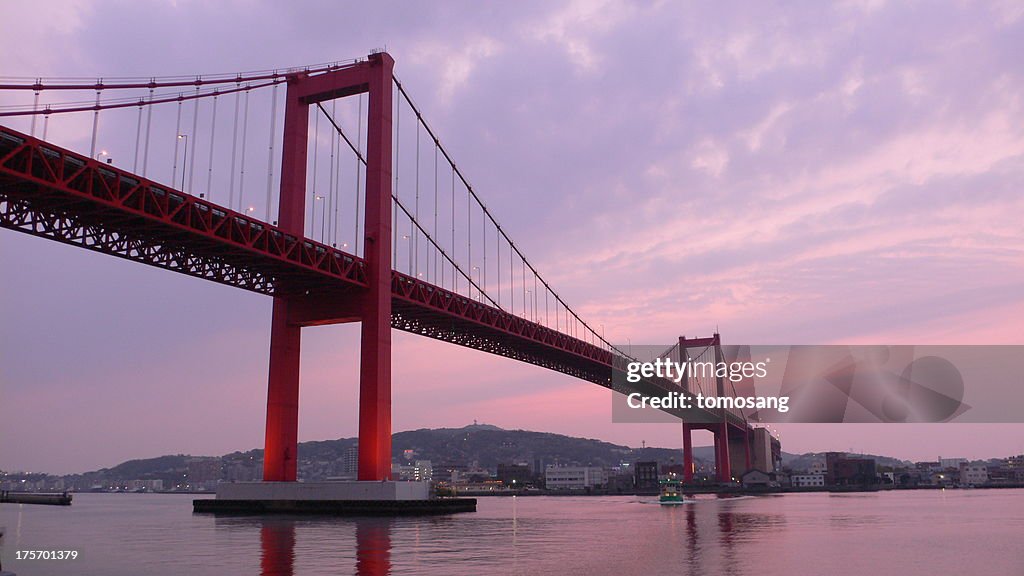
217 481 432 501
193 482 476 516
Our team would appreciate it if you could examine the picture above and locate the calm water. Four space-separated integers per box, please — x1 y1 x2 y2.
1 490 1022 575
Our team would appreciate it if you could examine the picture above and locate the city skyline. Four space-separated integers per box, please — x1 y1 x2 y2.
2 1 1024 474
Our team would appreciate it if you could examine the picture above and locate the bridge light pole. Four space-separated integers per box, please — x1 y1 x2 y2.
176 134 188 191
472 266 481 301
315 195 325 243
402 234 412 274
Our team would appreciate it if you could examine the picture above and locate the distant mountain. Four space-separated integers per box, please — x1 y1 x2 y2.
62 424 708 483
286 424 702 469
387 426 695 468
57 424 909 483
99 455 190 478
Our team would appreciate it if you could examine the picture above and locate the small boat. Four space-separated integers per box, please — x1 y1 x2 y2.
659 478 684 505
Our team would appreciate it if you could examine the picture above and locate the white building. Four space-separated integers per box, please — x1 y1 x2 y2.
791 474 825 487
544 466 607 490
959 462 988 486
393 460 433 482
339 444 359 479
940 457 966 470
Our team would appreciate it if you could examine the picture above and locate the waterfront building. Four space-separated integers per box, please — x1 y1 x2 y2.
959 462 989 486
339 444 359 479
791 474 826 487
545 465 607 490
634 461 659 490
393 460 433 482
497 463 533 487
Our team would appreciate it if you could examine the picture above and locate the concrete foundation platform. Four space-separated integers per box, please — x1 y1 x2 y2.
193 481 476 516
216 481 432 501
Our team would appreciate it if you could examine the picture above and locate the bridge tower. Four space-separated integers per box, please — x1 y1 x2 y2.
678 333 754 484
263 53 394 482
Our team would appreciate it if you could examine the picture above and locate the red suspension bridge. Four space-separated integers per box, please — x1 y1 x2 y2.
0 52 766 485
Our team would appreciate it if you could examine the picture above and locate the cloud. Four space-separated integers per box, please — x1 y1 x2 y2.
409 36 502 105
524 0 637 74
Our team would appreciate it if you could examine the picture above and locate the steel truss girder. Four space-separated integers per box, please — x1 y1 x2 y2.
0 126 367 297
0 194 275 293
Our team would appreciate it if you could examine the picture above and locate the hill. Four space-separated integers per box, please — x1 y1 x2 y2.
388 425 694 468
62 425 708 486
49 425 910 486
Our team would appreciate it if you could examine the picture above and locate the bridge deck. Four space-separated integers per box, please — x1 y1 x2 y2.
0 125 743 427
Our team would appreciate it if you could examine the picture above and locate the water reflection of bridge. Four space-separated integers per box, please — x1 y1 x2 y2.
241 495 788 575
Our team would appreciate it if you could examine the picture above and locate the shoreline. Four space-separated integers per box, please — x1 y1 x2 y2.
8 483 1022 499
454 483 1024 497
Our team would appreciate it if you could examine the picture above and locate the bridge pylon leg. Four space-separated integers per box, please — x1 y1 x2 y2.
745 427 752 471
716 422 732 483
682 423 694 482
263 298 301 481
357 53 395 481
262 69 310 482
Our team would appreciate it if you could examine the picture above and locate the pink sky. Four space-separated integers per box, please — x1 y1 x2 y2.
1 1 1023 474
